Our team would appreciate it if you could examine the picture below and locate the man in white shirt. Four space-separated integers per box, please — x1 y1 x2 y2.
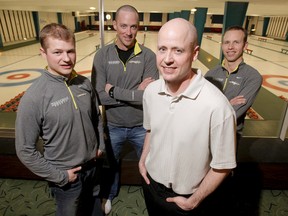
139 18 237 216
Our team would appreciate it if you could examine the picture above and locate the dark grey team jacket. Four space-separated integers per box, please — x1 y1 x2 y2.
15 70 105 186
92 41 159 128
205 61 263 133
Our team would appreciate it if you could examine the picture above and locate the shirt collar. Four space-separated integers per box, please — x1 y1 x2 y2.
44 66 77 82
158 69 204 100
114 39 141 55
221 59 244 73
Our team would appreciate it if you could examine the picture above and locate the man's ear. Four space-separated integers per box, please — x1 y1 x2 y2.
243 41 248 50
112 20 117 31
193 45 200 61
40 47 46 58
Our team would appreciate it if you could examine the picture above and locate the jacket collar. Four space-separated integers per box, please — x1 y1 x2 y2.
44 66 78 82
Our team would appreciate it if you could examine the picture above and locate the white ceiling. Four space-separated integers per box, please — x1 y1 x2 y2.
0 0 287 17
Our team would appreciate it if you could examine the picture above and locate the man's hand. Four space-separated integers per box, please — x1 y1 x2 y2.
67 166 81 182
96 149 103 158
138 77 155 90
166 196 197 211
230 95 246 106
105 83 113 93
139 160 150 184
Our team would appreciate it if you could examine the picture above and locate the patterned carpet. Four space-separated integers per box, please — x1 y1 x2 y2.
0 179 55 216
0 178 288 216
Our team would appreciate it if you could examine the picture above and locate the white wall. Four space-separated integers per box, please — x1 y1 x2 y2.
38 12 58 31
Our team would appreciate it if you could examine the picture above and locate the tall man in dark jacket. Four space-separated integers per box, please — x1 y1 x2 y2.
91 5 158 214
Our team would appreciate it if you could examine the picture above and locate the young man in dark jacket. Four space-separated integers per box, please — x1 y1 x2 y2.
16 23 105 216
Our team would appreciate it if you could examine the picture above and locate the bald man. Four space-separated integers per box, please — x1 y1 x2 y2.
139 18 237 216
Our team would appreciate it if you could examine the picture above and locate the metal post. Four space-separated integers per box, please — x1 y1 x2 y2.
279 103 288 141
98 0 104 48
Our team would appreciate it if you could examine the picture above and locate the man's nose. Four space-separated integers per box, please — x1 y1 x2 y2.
62 52 70 61
164 51 173 64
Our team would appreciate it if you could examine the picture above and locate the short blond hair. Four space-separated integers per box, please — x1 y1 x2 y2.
40 23 75 50
115 5 139 22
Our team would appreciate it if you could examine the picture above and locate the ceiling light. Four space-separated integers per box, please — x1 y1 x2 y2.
89 7 96 10
106 14 111 20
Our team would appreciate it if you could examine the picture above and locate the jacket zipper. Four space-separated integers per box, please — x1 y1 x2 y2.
120 54 135 72
116 44 139 72
65 81 78 110
223 71 230 92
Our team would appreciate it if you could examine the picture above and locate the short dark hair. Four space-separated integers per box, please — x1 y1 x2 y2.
224 26 248 43
40 23 75 50
115 5 139 22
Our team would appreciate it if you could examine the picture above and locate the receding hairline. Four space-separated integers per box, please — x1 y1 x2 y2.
224 25 248 43
115 5 139 21
159 18 198 48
